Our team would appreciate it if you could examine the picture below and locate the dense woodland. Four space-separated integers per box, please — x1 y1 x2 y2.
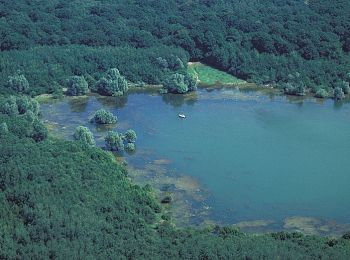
0 0 349 96
1 0 350 258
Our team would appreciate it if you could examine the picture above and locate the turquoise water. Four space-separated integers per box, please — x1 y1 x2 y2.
41 88 350 231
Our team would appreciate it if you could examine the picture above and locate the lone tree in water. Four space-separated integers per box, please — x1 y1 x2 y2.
73 126 95 147
124 129 137 143
7 72 29 93
91 109 117 124
105 131 124 151
95 68 128 96
67 76 89 96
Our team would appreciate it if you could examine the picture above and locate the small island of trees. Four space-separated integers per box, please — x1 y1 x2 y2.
91 109 117 124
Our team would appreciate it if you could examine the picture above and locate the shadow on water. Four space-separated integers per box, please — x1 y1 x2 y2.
162 92 198 108
95 94 128 109
67 96 90 112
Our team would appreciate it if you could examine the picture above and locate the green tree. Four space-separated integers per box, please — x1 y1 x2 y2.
16 97 40 115
92 109 117 124
315 88 328 98
0 122 9 135
67 76 89 96
31 119 48 142
0 96 18 115
334 87 345 100
163 73 188 94
73 126 95 146
95 68 128 96
124 129 137 143
125 142 136 152
7 73 29 93
105 131 124 151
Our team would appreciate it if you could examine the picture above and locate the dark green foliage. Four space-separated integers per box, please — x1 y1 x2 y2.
67 75 89 96
73 126 95 147
0 0 349 95
92 109 117 124
0 45 188 95
124 129 137 143
0 122 9 135
105 131 124 151
96 68 128 96
0 96 47 142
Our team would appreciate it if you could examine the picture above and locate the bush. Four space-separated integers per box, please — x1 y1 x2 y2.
31 119 48 142
92 109 117 124
73 126 95 146
284 83 306 96
105 131 124 151
96 68 128 96
7 73 29 93
163 72 197 94
67 76 89 96
0 122 9 135
315 88 328 98
334 87 345 100
125 142 136 152
124 129 137 143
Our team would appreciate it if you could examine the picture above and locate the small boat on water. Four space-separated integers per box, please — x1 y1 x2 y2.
178 113 186 119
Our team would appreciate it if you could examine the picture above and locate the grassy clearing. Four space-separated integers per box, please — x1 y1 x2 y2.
188 62 246 86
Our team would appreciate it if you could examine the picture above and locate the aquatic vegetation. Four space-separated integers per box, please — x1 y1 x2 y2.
105 131 124 151
124 129 137 143
91 109 117 124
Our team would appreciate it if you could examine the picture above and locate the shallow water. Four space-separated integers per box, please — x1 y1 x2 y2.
40 88 350 235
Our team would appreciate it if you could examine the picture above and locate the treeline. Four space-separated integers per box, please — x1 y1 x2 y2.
0 0 350 95
1 96 350 259
0 45 188 95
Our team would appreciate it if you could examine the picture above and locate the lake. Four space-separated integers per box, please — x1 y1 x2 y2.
40 87 350 235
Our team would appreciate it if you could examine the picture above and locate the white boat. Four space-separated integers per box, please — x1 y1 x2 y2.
178 113 186 118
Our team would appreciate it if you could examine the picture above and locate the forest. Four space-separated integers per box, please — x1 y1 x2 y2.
0 0 349 96
1 0 350 258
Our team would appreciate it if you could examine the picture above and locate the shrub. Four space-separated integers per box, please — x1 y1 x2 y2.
163 72 197 94
92 109 117 124
125 142 136 152
334 87 345 100
105 131 124 151
124 129 137 143
67 76 89 96
96 68 128 96
73 126 95 146
0 122 9 135
7 73 29 93
315 88 328 98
